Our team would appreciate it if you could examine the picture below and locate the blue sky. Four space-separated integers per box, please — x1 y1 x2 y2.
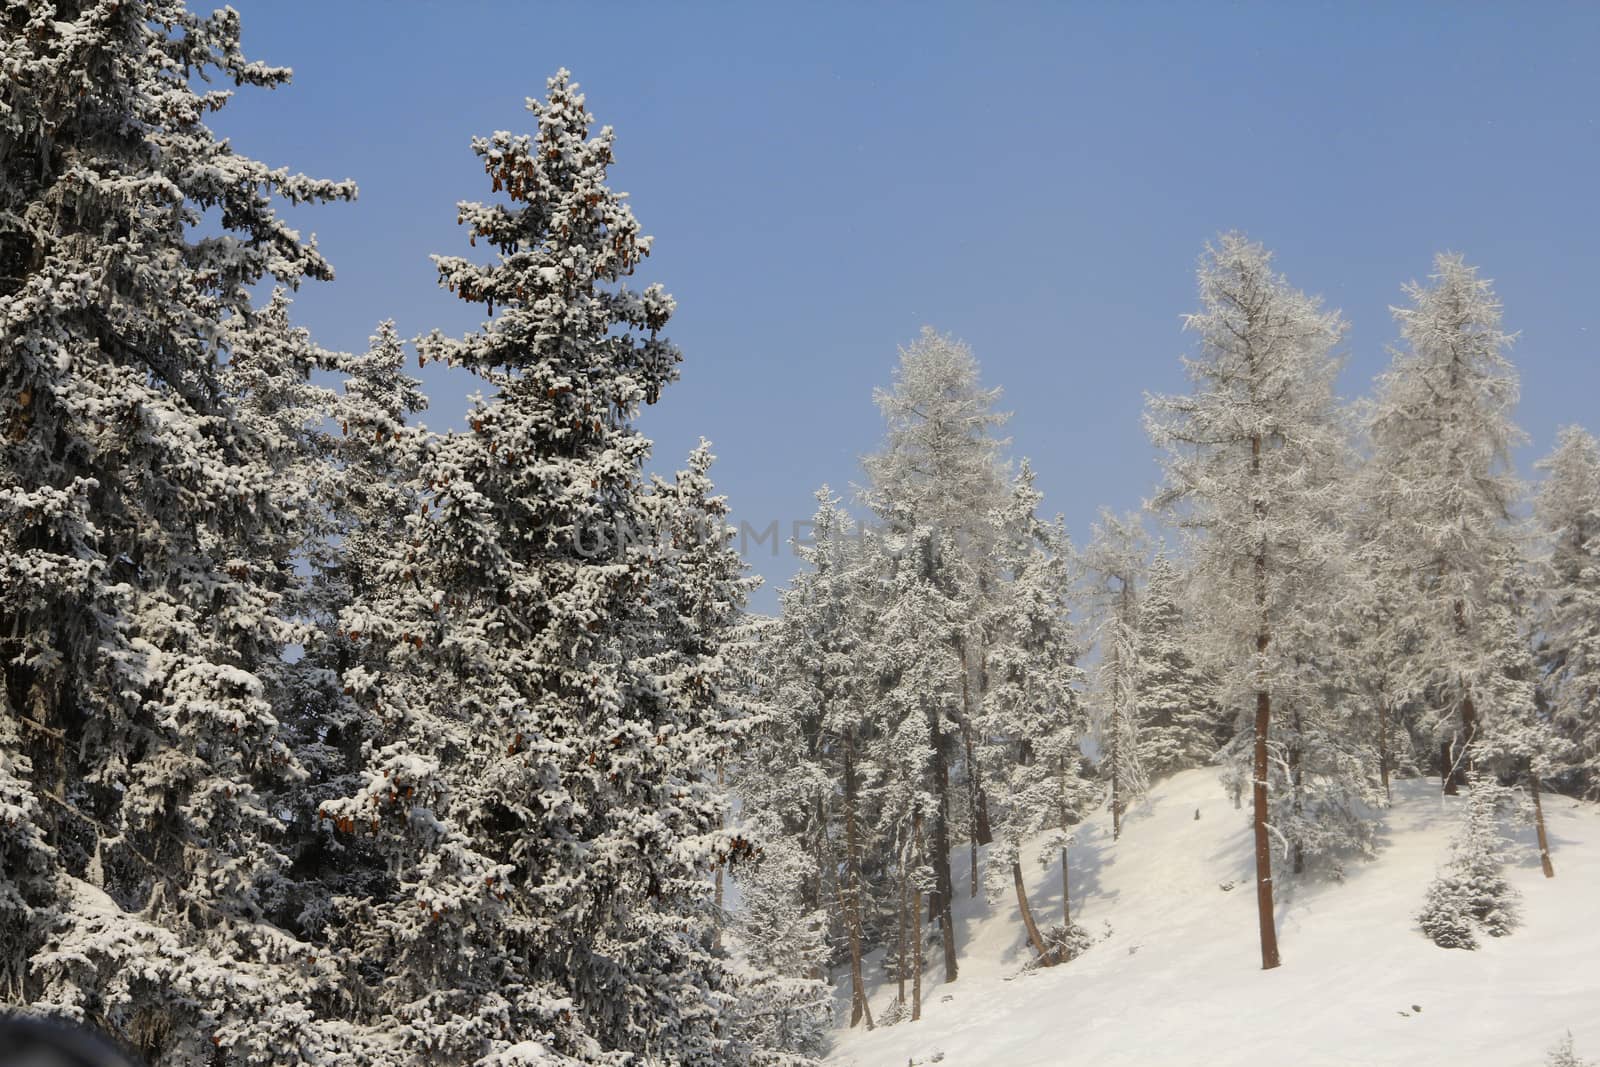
223 1 1600 612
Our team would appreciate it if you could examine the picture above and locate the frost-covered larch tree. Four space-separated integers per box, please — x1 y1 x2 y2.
1343 451 1422 803
324 72 747 1064
1534 426 1600 800
0 2 367 1059
1134 552 1225 777
1080 510 1150 841
1146 234 1349 971
1365 254 1527 796
979 463 1091 962
861 327 1012 983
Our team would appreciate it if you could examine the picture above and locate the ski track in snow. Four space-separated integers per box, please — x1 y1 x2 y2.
823 769 1598 1066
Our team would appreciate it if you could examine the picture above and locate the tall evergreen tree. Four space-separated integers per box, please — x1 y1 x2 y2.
0 2 363 1059
1134 553 1224 777
324 72 746 1064
1364 254 1526 795
979 464 1090 960
1079 510 1149 841
860 328 1012 983
1534 426 1600 799
1147 233 1349 971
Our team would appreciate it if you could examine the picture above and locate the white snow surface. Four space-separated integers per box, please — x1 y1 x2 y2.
824 769 1598 1066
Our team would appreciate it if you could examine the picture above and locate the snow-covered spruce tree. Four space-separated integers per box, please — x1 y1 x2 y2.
979 463 1091 963
324 73 747 1064
1134 552 1225 778
860 327 1012 983
1146 233 1350 971
1365 254 1527 795
1079 510 1149 841
1418 775 1520 949
1534 426 1600 800
273 320 431 1023
739 488 878 1030
638 440 791 1057
1547 1033 1596 1067
724 810 832 1065
0 2 372 1059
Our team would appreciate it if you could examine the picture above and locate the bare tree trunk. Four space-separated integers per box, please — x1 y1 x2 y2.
912 812 925 1021
1378 693 1392 803
1253 684 1281 971
965 716 979 899
1251 432 1281 971
1060 847 1071 928
897 849 909 1006
843 732 874 1029
1012 860 1050 964
1531 770 1555 879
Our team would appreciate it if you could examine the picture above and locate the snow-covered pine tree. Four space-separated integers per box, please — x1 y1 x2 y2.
272 320 431 1024
725 809 832 1064
1534 426 1600 800
741 488 879 1029
324 72 745 1064
979 463 1091 962
638 437 763 837
1365 254 1526 796
1079 510 1149 841
1134 552 1225 778
1418 775 1520 949
1547 1032 1596 1067
1146 233 1349 970
0 2 368 1059
861 327 1012 983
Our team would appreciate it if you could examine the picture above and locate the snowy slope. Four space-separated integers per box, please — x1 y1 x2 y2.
824 770 1599 1066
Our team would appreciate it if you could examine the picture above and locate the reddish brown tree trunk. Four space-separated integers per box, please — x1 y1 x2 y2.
1060 847 1071 928
1253 684 1281 970
1531 771 1555 879
1012 860 1050 964
1250 432 1281 971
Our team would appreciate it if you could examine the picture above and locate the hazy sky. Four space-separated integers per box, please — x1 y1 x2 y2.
223 1 1600 611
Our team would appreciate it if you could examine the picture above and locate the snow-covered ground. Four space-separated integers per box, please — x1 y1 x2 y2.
824 770 1598 1066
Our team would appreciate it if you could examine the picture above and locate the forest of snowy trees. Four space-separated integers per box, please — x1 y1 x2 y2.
3 3 1600 1065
